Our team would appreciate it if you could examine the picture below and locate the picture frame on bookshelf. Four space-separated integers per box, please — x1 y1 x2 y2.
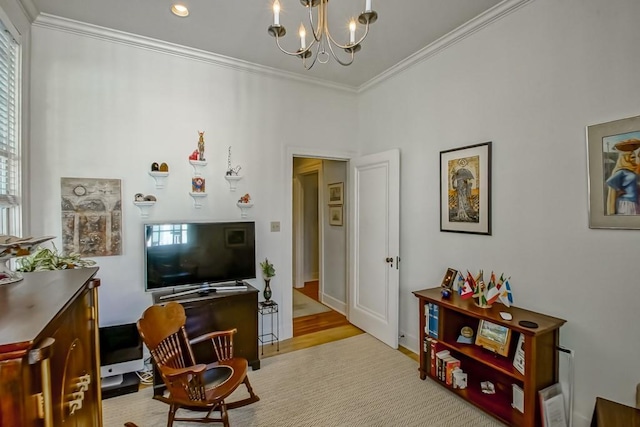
440 268 458 290
475 319 512 356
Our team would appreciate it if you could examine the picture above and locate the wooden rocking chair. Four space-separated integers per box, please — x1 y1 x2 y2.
137 302 259 427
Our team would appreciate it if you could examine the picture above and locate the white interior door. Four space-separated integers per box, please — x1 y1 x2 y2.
348 149 400 348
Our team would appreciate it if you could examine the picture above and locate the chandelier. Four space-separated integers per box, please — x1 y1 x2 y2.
268 0 378 69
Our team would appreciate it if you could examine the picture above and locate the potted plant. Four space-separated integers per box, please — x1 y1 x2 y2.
259 258 275 304
15 245 96 272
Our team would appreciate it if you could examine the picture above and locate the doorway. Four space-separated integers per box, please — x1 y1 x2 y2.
292 156 349 337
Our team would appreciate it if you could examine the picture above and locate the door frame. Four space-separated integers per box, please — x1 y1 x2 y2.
293 160 322 290
282 146 356 340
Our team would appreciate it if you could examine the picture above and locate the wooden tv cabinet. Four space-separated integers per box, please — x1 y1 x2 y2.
151 284 260 396
413 287 566 427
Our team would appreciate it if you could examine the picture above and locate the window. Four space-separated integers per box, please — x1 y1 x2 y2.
0 15 20 236
147 224 189 247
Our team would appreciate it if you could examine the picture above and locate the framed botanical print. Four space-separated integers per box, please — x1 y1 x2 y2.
440 142 492 235
587 114 640 229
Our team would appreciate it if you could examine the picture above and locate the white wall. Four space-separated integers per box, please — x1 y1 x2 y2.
29 23 358 340
322 159 347 310
302 173 319 281
358 0 640 423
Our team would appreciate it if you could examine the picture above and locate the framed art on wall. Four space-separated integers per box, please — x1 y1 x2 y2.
329 205 343 226
586 114 640 229
440 142 492 235
328 182 344 205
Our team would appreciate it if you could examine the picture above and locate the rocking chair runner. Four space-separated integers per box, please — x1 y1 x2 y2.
137 302 259 427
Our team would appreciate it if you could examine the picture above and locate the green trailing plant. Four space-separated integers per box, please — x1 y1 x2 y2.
260 258 275 278
16 244 97 272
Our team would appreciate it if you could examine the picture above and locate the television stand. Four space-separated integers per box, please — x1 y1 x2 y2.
158 282 248 301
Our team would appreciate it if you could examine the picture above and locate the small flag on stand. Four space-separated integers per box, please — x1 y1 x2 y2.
498 277 513 307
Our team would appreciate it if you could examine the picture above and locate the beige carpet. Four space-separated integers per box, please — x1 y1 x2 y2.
102 334 504 427
293 289 331 318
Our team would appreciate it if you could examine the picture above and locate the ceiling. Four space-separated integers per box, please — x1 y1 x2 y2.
30 0 503 88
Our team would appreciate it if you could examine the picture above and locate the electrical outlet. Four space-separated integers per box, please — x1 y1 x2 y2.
270 221 280 232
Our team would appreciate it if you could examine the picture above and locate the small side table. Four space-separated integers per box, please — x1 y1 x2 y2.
258 301 279 355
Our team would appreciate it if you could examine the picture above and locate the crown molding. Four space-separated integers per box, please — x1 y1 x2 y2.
16 0 38 22
357 0 535 93
32 13 358 94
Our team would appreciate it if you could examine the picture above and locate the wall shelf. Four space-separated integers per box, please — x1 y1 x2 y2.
189 160 208 176
189 192 207 209
133 201 156 218
224 175 243 192
148 171 169 189
236 202 253 218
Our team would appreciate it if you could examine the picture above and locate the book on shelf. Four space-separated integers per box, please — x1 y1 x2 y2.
427 302 439 338
429 339 438 377
445 356 461 385
435 349 450 382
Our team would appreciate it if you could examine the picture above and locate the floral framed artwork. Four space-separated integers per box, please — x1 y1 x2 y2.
329 205 343 226
440 142 492 235
328 182 344 206
587 114 640 229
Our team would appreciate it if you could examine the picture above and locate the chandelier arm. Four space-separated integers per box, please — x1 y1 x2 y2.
307 3 321 42
325 39 355 67
274 35 316 57
325 21 370 50
303 44 320 70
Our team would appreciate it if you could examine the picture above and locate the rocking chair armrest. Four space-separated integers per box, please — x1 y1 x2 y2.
189 328 238 345
163 363 207 380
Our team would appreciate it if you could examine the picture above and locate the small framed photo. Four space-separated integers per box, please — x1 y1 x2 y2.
328 182 344 205
586 114 640 229
329 205 343 226
440 268 458 290
475 319 511 356
440 142 492 235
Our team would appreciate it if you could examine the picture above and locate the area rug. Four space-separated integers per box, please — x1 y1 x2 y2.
102 334 504 427
293 289 331 318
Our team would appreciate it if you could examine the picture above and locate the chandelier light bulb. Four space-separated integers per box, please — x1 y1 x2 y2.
273 0 281 26
299 24 306 50
349 19 356 44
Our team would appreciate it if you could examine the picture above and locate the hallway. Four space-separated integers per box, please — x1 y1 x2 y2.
293 280 350 337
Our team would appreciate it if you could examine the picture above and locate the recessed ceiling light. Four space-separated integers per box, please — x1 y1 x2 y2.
171 4 189 17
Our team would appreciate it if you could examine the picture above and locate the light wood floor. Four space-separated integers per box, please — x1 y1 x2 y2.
260 280 418 363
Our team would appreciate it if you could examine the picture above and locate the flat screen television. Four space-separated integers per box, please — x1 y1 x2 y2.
144 221 256 293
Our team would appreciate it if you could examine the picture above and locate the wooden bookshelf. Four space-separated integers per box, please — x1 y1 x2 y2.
413 287 566 427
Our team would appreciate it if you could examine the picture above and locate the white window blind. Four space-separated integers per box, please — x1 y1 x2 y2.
0 16 20 235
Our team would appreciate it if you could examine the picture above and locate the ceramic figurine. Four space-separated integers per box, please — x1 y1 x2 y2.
192 177 205 193
144 195 157 201
197 131 205 161
189 150 199 161
238 193 251 204
151 162 159 171
226 146 241 176
134 193 145 202
159 162 169 172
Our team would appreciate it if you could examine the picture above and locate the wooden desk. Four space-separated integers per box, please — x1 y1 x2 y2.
591 397 640 427
151 285 259 396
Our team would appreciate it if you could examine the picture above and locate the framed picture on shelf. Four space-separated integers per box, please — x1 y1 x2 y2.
586 114 640 229
328 182 344 205
329 205 343 226
440 268 458 290
440 142 492 235
475 319 511 356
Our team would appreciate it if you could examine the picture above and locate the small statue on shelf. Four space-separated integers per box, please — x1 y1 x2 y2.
189 150 199 161
238 193 251 204
159 162 169 172
197 131 205 161
226 146 242 176
151 162 159 171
